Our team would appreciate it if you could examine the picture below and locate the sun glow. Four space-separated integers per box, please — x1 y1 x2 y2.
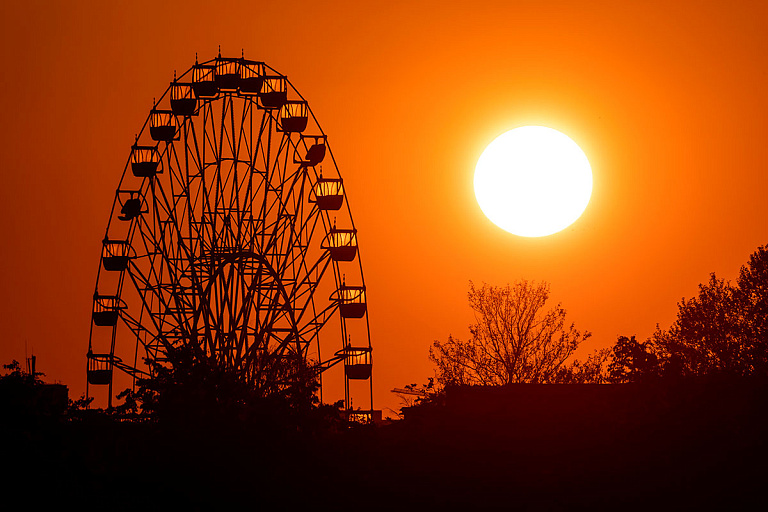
474 126 593 237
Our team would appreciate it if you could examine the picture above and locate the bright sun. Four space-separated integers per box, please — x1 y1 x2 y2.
474 126 593 237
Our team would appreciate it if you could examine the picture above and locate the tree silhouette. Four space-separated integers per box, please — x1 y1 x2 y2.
430 281 592 386
1 360 40 385
660 274 745 376
735 244 768 373
616 244 768 379
607 335 660 383
1 360 40 418
0 359 74 422
116 344 342 431
554 348 611 383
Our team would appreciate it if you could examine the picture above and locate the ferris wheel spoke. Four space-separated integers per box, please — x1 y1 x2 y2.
130 216 191 333
184 117 206 189
203 102 220 169
280 197 321 272
296 301 339 342
123 273 173 354
291 254 332 320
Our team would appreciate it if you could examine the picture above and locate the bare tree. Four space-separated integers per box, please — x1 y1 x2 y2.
430 281 591 386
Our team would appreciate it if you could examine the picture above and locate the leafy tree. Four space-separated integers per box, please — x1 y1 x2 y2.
1 359 75 421
392 378 440 412
660 274 745 376
554 348 611 384
606 335 660 383
116 344 342 431
430 280 592 386
1 360 39 385
735 244 768 373
1 360 39 416
618 244 768 379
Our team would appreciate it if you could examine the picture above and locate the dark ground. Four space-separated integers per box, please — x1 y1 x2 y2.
3 379 766 510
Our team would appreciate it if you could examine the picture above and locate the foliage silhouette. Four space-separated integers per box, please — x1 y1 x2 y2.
116 344 344 432
612 244 768 379
552 347 611 383
607 335 661 383
735 244 768 373
0 359 73 427
430 280 593 386
1 360 42 417
1 359 41 384
392 377 442 415
660 274 744 376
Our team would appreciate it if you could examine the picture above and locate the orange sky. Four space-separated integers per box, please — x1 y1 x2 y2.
1 0 766 416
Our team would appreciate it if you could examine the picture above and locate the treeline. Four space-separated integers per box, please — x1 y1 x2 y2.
424 244 768 393
608 244 768 382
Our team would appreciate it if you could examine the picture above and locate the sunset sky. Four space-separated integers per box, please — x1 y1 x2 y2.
1 1 766 415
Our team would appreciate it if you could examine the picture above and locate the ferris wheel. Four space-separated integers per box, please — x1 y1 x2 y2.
86 51 373 417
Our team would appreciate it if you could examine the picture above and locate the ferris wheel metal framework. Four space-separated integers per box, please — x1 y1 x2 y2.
86 51 373 418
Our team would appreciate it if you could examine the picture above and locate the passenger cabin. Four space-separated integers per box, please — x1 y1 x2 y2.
192 64 218 98
214 57 240 91
92 294 123 326
130 145 160 177
102 239 131 271
118 192 143 221
345 410 381 424
294 135 326 166
323 228 358 261
171 83 197 116
278 101 308 133
239 60 264 95
259 76 287 109
314 178 344 210
343 347 372 380
305 143 326 166
149 110 177 142
338 285 366 318
86 352 114 386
